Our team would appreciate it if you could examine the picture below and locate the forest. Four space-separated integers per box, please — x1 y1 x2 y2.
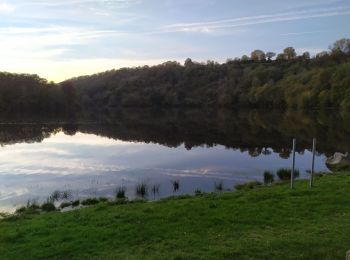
1 38 350 113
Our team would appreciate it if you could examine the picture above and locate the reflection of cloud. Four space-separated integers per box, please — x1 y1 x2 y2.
0 188 29 201
1 147 72 156
44 132 139 146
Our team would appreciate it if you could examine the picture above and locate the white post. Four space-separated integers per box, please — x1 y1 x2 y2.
291 139 296 189
310 138 316 188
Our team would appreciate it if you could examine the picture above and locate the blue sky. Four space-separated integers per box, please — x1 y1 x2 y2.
0 0 349 82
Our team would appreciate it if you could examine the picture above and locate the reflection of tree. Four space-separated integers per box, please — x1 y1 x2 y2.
0 109 349 157
278 149 291 159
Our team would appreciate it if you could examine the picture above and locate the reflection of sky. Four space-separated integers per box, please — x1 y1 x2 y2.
0 131 329 212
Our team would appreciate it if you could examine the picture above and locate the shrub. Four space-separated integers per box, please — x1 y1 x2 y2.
41 202 56 212
277 168 300 181
263 171 275 185
235 181 262 191
99 197 108 202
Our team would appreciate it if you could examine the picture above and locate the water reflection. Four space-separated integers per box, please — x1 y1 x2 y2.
0 109 348 211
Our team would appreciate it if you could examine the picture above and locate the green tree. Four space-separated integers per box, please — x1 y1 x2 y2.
283 47 296 60
250 50 266 61
266 52 276 61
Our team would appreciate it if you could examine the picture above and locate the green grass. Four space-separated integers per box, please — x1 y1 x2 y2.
1 173 350 259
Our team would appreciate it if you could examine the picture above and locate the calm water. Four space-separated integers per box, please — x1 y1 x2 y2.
1 109 349 212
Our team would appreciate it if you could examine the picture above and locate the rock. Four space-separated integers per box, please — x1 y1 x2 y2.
326 152 350 171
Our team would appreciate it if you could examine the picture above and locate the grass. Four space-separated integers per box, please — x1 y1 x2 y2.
235 180 262 190
1 172 350 259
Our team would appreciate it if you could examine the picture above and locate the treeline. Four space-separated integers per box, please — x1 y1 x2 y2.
1 38 350 113
68 38 350 110
0 73 77 113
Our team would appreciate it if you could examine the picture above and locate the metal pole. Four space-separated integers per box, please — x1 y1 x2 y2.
291 139 296 189
310 138 316 188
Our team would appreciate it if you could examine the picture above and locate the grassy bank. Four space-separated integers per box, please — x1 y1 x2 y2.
1 173 350 259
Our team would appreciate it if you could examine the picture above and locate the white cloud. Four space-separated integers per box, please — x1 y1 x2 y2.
162 6 350 33
0 1 14 12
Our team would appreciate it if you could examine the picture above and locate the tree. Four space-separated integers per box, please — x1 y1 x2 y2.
316 51 328 58
276 53 285 60
302 52 310 60
250 50 266 61
266 52 276 61
241 55 249 61
329 38 350 55
283 47 296 60
184 58 193 67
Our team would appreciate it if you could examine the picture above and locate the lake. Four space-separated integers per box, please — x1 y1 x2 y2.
0 109 349 212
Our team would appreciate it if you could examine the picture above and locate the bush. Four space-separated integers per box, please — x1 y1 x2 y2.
235 181 262 191
263 171 275 185
277 168 300 181
41 202 56 212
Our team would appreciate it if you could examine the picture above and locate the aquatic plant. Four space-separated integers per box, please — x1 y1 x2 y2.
194 189 203 196
61 190 72 200
71 200 80 207
49 190 61 202
99 197 108 202
81 198 99 206
151 184 160 199
214 181 224 192
136 183 148 199
171 180 180 193
263 171 275 185
60 202 72 209
41 202 56 212
277 168 300 181
116 186 127 199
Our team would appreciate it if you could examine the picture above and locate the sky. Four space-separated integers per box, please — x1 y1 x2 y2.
0 0 349 82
